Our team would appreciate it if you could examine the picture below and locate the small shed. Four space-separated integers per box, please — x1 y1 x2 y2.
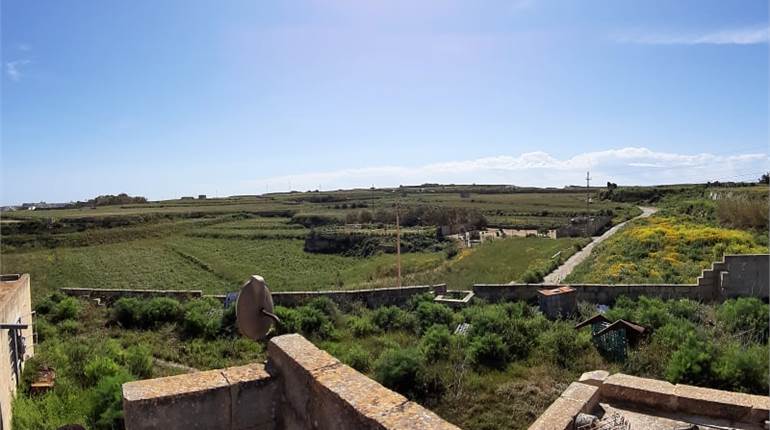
537 286 577 319
575 314 647 361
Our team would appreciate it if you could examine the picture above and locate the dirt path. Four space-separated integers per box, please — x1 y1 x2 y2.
541 207 658 284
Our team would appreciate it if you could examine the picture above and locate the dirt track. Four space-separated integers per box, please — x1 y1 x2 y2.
540 206 658 284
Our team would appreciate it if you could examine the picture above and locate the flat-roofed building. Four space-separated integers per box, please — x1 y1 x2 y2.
0 274 34 430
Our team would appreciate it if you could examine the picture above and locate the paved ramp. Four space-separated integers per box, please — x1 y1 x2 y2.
541 207 658 284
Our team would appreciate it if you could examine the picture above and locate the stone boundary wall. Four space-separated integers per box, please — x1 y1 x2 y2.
473 283 710 305
477 254 769 305
61 287 204 304
215 284 448 308
122 334 460 430
62 285 446 307
530 372 770 430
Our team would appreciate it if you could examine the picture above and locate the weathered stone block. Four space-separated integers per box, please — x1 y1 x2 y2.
560 382 600 413
602 373 677 411
674 384 753 421
578 370 609 388
123 369 232 430
527 396 583 430
222 363 276 430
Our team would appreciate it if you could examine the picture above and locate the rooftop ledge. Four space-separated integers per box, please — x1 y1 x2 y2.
122 333 460 430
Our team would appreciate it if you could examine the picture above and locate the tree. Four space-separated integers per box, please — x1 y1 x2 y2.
759 173 769 184
606 182 618 190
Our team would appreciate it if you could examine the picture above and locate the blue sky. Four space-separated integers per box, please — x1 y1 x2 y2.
1 0 768 204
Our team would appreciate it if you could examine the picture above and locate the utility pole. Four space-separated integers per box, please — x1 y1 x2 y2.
585 171 591 238
395 201 402 288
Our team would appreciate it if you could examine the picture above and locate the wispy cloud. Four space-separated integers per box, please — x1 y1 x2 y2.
243 147 769 192
5 59 31 82
616 26 770 45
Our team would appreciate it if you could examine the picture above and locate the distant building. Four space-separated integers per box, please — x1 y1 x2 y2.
198 195 207 200
0 274 34 430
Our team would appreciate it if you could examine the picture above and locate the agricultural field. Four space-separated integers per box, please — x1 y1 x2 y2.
1 186 637 299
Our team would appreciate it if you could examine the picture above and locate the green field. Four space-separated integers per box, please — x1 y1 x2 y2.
2 186 636 299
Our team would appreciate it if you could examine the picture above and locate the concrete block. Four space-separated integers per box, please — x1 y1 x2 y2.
560 382 600 413
222 363 276 430
601 373 677 411
748 393 770 423
578 370 609 388
123 369 232 430
527 396 583 430
674 384 753 421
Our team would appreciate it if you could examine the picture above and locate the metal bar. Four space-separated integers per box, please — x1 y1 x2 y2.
0 324 28 329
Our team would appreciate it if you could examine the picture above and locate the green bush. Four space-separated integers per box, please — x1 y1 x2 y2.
295 306 336 339
50 297 81 323
181 298 223 338
468 333 508 369
124 345 153 379
374 348 425 397
88 371 132 430
713 341 769 394
420 324 452 363
717 298 769 342
59 320 81 335
535 322 594 369
348 316 380 337
111 297 143 328
415 302 453 333
341 345 371 372
141 297 183 328
83 356 122 387
665 333 713 386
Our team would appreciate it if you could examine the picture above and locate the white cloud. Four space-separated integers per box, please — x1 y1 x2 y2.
617 26 770 45
5 59 31 82
243 147 769 192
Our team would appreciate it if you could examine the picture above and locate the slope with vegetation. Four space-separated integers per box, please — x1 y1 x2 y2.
14 293 769 430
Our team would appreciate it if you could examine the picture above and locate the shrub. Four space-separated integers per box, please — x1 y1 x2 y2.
220 304 237 336
371 306 417 332
374 348 424 397
468 333 508 369
111 297 143 328
342 345 371 372
273 306 300 334
535 322 594 369
713 341 769 393
83 356 122 387
294 306 336 339
306 297 340 320
520 269 543 284
88 371 132 430
50 297 80 323
124 345 153 379
415 302 453 333
420 325 451 363
665 333 713 386
59 320 81 335
348 316 380 337
181 298 223 338
141 297 183 328
717 298 769 342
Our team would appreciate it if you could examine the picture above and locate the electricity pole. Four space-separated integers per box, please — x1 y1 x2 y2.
585 171 591 237
395 201 402 288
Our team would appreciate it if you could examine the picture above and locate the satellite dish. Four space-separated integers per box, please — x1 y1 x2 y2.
236 275 280 340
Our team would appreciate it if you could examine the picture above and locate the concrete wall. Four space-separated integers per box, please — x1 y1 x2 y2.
62 287 203 304
719 254 769 300
0 274 34 430
474 283 710 305
476 254 769 305
63 285 446 308
530 372 770 430
123 334 459 430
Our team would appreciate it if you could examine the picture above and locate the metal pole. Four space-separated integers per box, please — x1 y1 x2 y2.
585 171 591 237
396 202 402 288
